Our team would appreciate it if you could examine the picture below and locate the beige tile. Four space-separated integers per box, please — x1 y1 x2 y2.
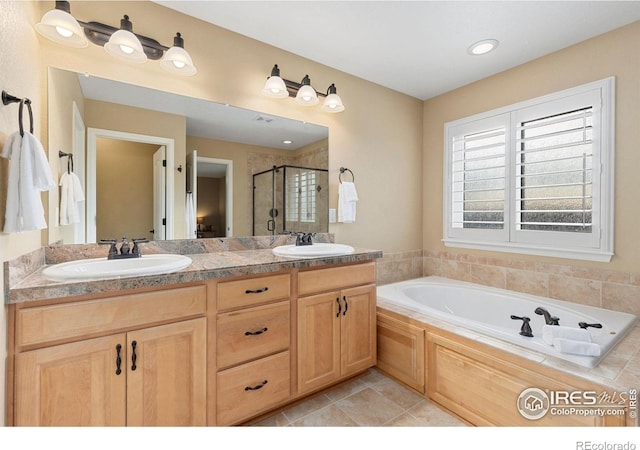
441 259 471 282
571 266 630 284
370 378 425 410
358 367 389 385
386 412 428 426
630 273 640 286
251 412 290 426
290 404 358 427
506 269 549 297
282 394 333 422
324 378 367 402
335 388 405 426
602 282 640 316
548 275 601 307
469 264 506 289
423 257 442 277
406 400 466 426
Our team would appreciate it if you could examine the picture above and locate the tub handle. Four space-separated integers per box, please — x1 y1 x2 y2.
336 297 341 317
510 315 533 337
579 322 603 329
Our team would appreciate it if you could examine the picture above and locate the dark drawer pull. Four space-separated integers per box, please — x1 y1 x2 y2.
245 327 268 336
244 380 268 391
245 287 269 294
343 295 348 316
131 340 137 371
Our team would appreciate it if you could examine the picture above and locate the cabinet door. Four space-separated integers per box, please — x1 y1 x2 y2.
297 291 341 394
340 285 377 376
14 334 126 426
126 318 207 426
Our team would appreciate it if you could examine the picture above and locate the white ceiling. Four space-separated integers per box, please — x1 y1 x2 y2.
155 1 640 100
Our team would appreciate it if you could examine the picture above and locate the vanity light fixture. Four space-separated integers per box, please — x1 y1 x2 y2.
104 15 147 63
262 64 345 113
35 1 197 75
467 39 499 56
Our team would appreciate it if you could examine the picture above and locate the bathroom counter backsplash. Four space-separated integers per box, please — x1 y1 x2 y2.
5 234 383 304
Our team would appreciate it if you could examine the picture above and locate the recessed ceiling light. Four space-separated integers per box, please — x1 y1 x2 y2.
468 39 499 56
283 140 293 145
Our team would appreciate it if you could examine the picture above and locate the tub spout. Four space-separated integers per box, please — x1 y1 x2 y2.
535 307 560 326
510 315 533 337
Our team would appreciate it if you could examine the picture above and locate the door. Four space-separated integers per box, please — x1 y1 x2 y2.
340 285 377 375
126 318 207 426
297 291 341 394
152 146 166 240
14 334 127 426
186 150 197 238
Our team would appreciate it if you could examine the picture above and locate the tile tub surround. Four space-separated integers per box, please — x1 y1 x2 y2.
423 251 640 317
4 234 382 304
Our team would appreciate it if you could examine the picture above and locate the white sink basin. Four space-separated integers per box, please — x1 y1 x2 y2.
272 243 355 258
42 254 192 281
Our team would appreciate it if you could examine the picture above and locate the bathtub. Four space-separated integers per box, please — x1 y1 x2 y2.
377 276 638 368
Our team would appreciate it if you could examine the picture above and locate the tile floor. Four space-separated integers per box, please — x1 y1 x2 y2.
252 368 466 427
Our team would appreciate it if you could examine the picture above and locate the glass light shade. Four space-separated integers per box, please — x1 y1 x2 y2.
295 85 319 106
321 93 345 113
262 76 289 98
35 9 88 48
104 29 147 63
161 46 197 75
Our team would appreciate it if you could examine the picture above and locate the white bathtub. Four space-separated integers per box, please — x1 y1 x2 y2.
377 276 638 368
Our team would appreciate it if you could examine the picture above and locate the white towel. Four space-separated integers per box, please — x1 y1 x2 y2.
59 171 85 225
542 325 591 346
552 337 601 357
185 192 196 238
338 181 358 223
1 131 56 233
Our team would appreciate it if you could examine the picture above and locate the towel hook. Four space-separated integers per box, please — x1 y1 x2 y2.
339 167 354 184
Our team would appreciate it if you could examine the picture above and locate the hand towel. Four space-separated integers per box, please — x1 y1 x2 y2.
1 131 56 233
338 181 358 223
59 171 85 225
542 325 591 346
185 192 197 238
552 337 601 357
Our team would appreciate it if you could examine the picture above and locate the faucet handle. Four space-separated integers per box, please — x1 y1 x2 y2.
131 238 148 257
99 239 118 258
510 315 533 337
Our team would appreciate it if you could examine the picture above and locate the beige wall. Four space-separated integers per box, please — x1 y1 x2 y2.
38 0 424 252
0 0 43 427
423 21 640 274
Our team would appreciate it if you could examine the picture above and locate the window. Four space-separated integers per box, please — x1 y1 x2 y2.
286 169 317 224
444 78 614 262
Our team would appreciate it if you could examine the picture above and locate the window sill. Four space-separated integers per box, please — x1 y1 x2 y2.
442 238 613 263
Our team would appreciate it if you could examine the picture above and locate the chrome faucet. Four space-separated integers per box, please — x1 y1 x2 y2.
535 307 560 326
99 237 148 259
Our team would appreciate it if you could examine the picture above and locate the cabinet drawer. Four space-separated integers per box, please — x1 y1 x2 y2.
217 274 290 311
217 351 291 425
298 262 376 296
217 301 290 369
16 285 207 349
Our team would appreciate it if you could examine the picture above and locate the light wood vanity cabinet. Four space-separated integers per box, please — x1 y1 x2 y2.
11 286 207 426
297 263 377 394
215 273 292 426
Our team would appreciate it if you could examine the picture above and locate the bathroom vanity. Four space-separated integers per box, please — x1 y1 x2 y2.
5 241 380 426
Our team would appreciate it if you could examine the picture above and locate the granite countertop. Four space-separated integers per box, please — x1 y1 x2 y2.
7 247 382 304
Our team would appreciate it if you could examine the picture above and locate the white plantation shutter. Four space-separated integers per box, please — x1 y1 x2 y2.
444 78 614 262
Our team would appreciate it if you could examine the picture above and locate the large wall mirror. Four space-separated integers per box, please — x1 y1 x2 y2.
47 67 329 245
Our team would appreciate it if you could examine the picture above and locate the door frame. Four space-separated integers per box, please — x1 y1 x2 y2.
86 128 175 243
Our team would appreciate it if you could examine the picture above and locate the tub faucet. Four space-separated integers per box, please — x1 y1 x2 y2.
510 315 533 337
535 307 560 326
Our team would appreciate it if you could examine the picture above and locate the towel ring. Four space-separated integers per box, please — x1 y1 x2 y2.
18 98 34 137
339 167 354 184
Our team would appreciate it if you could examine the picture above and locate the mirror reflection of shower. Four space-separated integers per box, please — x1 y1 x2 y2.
253 165 329 236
